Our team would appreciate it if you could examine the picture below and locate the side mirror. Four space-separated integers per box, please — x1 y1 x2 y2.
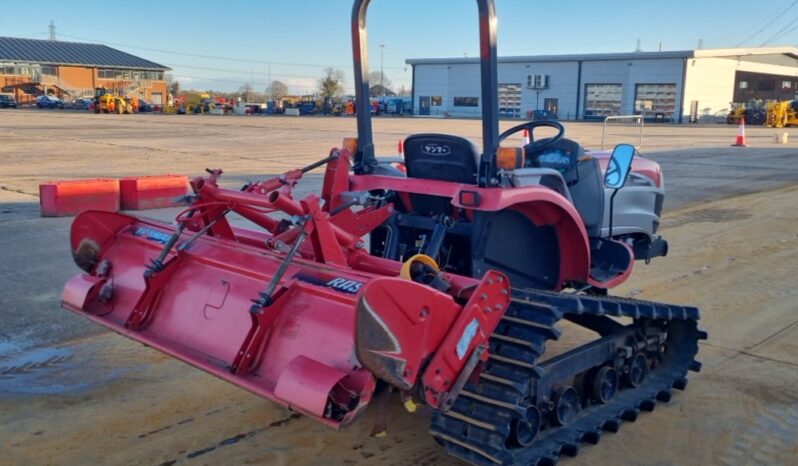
604 144 636 189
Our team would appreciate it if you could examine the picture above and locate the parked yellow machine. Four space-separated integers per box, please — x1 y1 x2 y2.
94 88 132 114
181 92 215 114
727 99 766 125
765 100 798 128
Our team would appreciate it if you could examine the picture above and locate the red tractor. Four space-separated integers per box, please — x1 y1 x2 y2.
62 1 704 464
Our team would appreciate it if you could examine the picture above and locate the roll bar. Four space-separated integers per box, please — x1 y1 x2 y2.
351 0 500 186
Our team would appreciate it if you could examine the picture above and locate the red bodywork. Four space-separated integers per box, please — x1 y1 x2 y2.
62 149 510 427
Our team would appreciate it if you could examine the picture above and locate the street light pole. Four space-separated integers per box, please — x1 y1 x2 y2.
380 44 385 96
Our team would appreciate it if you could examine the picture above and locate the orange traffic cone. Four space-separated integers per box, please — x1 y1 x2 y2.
397 139 403 155
732 118 747 147
523 128 530 145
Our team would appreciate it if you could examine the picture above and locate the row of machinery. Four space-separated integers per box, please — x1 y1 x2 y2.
727 98 798 127
61 1 705 465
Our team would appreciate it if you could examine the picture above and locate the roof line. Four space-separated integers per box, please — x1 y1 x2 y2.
0 36 170 71
406 46 798 65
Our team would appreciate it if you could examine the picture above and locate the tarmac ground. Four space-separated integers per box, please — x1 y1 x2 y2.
1 110 797 465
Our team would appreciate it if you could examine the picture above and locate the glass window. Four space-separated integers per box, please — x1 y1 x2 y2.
634 83 677 120
453 97 479 107
498 83 521 117
41 65 57 76
739 81 748 89
758 79 774 91
584 84 622 118
431 96 442 106
783 80 793 90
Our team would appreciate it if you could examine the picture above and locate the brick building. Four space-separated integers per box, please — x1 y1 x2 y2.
0 37 170 105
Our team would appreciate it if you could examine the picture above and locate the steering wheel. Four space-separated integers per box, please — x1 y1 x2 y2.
498 120 566 160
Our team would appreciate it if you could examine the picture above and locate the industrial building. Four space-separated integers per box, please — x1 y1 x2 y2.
407 47 798 123
0 37 170 105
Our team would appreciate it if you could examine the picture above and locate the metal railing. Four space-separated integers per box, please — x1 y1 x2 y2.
601 115 644 151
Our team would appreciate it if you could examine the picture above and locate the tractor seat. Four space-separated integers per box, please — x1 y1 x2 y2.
403 134 480 184
403 134 480 215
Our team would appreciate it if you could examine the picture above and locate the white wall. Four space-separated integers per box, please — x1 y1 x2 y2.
414 58 687 120
413 64 449 116
682 58 736 122
580 58 684 118
446 63 483 117
501 62 580 119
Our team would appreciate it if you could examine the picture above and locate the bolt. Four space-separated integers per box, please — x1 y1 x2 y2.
494 304 503 311
485 306 492 313
480 293 488 301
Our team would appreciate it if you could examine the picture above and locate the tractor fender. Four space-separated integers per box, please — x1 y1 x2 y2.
457 186 591 287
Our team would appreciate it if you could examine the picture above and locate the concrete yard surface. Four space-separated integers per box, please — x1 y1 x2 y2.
1 110 797 466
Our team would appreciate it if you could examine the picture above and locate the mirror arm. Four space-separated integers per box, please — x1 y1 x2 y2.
608 188 620 238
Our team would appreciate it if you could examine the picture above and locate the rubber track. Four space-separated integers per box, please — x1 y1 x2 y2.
429 288 707 466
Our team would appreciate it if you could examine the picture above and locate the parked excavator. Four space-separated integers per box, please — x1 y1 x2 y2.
61 1 705 465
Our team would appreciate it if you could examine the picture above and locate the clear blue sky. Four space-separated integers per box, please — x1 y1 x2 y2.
2 0 797 93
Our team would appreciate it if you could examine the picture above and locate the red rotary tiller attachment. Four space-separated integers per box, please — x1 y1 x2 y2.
63 148 509 428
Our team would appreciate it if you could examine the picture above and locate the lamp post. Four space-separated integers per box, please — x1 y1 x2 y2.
380 44 385 96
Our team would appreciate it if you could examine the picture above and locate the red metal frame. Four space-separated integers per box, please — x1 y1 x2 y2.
61 147 499 428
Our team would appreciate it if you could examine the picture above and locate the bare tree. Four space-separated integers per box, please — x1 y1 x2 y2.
369 84 395 97
395 85 412 96
239 82 253 102
266 80 289 101
369 71 392 92
166 74 180 97
318 67 345 99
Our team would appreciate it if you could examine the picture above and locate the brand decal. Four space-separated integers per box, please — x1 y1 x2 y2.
325 278 363 294
421 143 452 156
294 273 364 294
132 226 171 245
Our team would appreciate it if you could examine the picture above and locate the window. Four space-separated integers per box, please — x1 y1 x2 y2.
98 68 118 79
453 97 479 107
634 83 677 120
584 84 622 118
431 96 442 106
498 83 522 117
739 81 748 89
41 65 57 76
782 80 793 90
758 79 775 91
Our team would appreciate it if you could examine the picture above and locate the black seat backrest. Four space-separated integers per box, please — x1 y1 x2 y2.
403 134 480 215
568 158 605 238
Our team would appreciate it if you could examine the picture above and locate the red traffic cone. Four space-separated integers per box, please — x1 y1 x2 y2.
732 118 747 147
523 128 530 145
397 139 403 155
